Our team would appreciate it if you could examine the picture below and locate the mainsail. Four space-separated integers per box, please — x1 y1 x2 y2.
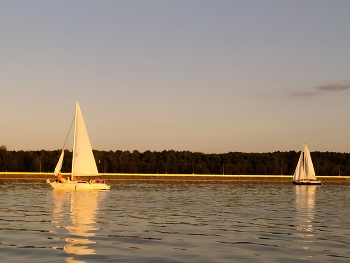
71 102 99 178
293 144 317 181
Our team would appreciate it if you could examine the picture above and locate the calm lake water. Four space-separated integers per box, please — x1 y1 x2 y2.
0 180 349 263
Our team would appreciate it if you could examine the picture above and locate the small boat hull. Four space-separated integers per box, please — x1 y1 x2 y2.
47 179 110 190
292 180 322 185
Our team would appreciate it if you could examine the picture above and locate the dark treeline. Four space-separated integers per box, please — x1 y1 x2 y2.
0 145 349 176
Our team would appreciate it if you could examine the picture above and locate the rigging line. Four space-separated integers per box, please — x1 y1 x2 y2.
62 116 75 150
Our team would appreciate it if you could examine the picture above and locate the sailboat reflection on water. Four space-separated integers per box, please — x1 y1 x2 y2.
52 190 107 263
294 185 318 260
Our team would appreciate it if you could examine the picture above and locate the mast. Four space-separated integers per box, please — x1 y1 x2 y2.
299 151 307 180
71 102 78 180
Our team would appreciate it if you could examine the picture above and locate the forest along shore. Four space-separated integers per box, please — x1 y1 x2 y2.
0 172 349 184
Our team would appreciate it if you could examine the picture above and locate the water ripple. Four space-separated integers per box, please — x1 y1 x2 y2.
1 181 350 262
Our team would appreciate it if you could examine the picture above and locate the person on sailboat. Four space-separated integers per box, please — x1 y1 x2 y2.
55 173 62 183
89 178 96 184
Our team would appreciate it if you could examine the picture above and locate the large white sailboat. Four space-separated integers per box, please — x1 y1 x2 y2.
292 144 322 185
47 102 110 190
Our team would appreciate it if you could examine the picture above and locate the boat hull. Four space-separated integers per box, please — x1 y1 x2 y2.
47 179 110 190
292 180 322 185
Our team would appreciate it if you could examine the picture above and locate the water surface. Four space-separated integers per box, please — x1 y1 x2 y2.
0 181 349 262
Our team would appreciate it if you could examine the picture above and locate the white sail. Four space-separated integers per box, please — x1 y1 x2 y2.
72 102 99 177
293 144 317 181
54 149 65 176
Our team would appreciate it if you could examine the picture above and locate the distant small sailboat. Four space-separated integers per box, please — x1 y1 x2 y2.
47 102 110 190
292 144 322 185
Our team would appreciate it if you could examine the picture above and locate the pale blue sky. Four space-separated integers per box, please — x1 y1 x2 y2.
1 0 350 153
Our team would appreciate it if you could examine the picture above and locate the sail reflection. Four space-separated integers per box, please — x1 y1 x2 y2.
294 185 317 259
52 191 106 263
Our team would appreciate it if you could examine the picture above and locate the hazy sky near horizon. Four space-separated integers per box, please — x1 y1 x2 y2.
1 0 350 153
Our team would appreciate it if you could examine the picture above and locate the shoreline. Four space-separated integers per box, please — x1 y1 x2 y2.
0 172 349 184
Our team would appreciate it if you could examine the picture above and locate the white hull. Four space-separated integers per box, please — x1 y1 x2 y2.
48 180 110 190
292 180 322 185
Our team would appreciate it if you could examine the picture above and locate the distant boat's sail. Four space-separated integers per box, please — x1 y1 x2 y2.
293 144 317 181
71 102 98 178
54 149 65 176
